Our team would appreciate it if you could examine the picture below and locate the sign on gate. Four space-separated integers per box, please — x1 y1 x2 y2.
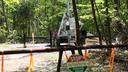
67 55 87 72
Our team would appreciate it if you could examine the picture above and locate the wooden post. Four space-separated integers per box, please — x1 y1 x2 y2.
57 49 63 72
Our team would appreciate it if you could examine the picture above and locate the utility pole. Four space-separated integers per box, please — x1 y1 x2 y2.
72 0 83 55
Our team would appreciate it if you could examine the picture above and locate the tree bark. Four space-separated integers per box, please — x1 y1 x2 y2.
90 0 102 45
103 0 112 59
104 0 111 45
23 33 26 48
1 0 9 32
72 0 83 55
72 0 80 46
23 28 26 48
127 0 128 10
114 0 120 16
94 1 105 44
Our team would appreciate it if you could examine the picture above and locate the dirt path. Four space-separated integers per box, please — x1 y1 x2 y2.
0 52 69 72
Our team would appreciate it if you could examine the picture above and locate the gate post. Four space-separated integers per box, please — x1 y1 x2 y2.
57 48 63 72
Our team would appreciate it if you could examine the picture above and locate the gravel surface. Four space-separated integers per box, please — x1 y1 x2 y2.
0 52 69 72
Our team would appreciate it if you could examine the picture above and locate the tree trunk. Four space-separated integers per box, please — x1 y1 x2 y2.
49 31 52 47
1 0 9 32
23 30 26 48
90 0 102 45
72 0 83 55
104 0 112 45
75 0 78 4
127 0 128 10
23 34 26 48
114 0 120 16
94 1 105 44
72 0 80 46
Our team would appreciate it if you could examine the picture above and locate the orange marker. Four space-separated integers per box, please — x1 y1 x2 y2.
32 32 35 48
110 48 115 72
28 50 35 72
1 51 4 72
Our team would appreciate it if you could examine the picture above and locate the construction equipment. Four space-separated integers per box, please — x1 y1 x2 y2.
57 0 83 46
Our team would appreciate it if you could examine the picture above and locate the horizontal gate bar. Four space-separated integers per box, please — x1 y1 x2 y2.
0 44 128 55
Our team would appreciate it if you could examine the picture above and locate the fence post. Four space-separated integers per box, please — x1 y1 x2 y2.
109 48 115 72
57 48 63 72
1 51 4 72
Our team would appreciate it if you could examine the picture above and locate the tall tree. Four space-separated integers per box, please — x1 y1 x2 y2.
14 1 35 47
114 0 120 16
126 0 128 10
104 0 111 45
1 0 8 33
72 0 83 55
90 0 102 45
